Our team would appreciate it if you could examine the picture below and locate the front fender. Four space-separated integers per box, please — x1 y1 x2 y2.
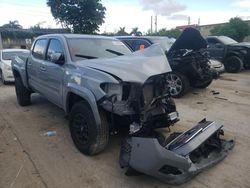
64 84 101 125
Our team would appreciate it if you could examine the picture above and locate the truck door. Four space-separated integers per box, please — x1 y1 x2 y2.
207 38 224 61
39 38 65 107
28 39 48 92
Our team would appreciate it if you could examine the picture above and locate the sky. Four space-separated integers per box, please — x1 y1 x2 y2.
0 0 250 34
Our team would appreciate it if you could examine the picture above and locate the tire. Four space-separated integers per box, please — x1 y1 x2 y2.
243 64 250 70
194 75 213 89
69 101 109 155
224 56 243 73
15 77 31 106
165 72 190 98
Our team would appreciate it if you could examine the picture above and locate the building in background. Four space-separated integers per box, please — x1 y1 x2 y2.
0 28 69 49
176 20 250 41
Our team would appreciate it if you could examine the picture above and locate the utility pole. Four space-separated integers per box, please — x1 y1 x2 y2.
0 31 3 50
150 16 153 33
155 15 158 33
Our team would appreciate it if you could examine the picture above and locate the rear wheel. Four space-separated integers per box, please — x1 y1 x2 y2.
224 56 243 73
165 72 190 98
15 77 31 106
69 101 109 155
243 63 250 70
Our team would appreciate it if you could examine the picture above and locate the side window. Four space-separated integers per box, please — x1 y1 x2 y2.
32 39 47 59
121 39 151 51
132 39 151 51
121 40 134 51
207 38 219 48
46 39 64 62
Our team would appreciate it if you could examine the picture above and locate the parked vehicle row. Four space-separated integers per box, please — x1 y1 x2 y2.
118 28 217 97
10 32 234 184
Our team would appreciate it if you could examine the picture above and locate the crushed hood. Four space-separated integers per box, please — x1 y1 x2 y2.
75 44 172 83
168 28 207 53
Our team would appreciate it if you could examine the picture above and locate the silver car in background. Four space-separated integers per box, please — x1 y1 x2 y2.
0 49 30 84
209 59 225 74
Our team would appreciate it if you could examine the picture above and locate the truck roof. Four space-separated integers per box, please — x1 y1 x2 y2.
37 34 117 40
0 49 30 53
116 36 170 40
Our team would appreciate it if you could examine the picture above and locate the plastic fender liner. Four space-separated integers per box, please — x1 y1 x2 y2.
120 120 235 185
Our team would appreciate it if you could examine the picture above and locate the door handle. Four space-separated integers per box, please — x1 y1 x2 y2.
40 66 46 71
27 61 32 66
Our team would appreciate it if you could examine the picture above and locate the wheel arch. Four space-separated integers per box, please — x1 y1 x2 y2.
12 68 21 78
224 52 243 61
65 86 101 125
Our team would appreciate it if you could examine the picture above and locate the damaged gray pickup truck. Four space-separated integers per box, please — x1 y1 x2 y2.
12 34 234 184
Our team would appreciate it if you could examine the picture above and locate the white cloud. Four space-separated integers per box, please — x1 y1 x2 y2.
232 0 250 8
140 0 187 16
168 14 189 20
0 3 59 28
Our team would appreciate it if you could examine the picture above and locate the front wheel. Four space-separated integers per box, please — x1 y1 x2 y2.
224 56 243 73
165 72 190 98
69 101 109 155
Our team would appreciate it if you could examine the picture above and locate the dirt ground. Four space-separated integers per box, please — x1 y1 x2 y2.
0 71 250 188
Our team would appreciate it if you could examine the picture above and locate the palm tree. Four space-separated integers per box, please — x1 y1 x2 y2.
116 27 129 36
2 20 22 29
130 27 142 36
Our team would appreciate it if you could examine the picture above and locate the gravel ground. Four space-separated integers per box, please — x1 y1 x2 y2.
0 71 250 188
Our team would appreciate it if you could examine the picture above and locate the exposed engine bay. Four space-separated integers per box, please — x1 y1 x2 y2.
167 28 217 88
100 73 179 133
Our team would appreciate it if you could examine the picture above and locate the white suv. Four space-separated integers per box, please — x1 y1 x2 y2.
0 49 29 84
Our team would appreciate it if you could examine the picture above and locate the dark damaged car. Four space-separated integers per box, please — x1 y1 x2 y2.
12 34 234 184
118 28 216 97
207 35 250 73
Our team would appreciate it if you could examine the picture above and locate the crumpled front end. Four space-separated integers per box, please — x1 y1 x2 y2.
120 119 235 185
99 73 179 132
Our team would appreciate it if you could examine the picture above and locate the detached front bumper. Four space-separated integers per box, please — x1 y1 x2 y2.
120 120 235 185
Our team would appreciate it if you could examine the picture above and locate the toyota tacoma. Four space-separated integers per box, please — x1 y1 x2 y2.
12 34 234 184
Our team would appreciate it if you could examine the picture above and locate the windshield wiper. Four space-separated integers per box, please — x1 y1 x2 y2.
105 49 124 56
75 54 97 59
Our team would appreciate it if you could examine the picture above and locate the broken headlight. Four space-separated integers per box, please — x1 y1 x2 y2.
101 83 123 101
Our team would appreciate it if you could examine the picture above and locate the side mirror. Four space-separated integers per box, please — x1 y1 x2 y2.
215 43 223 49
49 52 65 65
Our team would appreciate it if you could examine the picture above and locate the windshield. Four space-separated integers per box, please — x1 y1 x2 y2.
218 36 237 44
2 51 29 60
67 38 132 62
150 38 175 51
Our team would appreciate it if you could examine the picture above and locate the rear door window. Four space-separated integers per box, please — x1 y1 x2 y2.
32 39 47 59
122 39 151 51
